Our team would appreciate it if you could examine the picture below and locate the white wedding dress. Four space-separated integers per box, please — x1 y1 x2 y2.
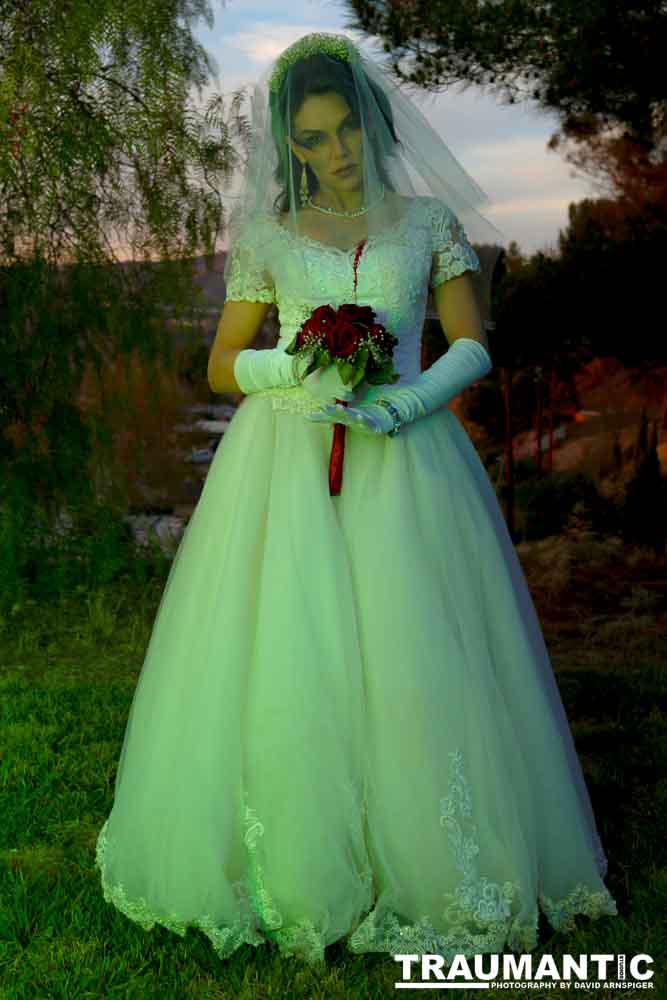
94 195 618 966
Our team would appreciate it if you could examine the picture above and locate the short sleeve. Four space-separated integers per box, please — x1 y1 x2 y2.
223 219 276 305
429 199 481 290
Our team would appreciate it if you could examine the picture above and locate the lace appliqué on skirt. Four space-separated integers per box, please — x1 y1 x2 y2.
94 748 617 967
346 750 617 960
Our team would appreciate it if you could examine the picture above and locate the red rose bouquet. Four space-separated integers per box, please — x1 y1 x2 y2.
284 303 400 495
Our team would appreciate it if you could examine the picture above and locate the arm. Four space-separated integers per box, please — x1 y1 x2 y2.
356 202 493 431
208 299 314 396
207 300 273 394
432 267 490 356
370 266 492 434
211 219 312 395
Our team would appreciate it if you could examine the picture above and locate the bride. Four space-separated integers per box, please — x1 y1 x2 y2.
94 32 618 967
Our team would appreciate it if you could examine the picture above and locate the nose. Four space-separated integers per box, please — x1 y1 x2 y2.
331 133 350 161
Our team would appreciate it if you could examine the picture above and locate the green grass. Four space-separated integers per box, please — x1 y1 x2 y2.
0 536 665 1000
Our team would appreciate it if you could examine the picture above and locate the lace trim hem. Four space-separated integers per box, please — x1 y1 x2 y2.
94 822 618 968
346 878 618 961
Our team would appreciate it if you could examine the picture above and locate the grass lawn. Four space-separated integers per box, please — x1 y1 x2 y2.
0 532 665 999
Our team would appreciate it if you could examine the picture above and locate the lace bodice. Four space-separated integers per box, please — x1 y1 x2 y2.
224 196 481 408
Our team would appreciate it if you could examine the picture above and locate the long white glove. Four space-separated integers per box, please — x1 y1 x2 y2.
305 337 492 437
233 346 316 395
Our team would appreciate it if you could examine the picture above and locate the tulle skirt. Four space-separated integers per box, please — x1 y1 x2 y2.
94 384 618 966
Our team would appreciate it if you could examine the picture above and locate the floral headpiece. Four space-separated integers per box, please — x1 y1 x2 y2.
268 33 360 94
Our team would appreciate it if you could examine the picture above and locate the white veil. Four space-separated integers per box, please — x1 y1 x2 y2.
221 32 505 329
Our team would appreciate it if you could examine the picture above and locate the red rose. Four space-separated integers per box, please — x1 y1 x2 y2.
333 319 361 357
296 304 337 347
337 303 376 328
312 304 338 326
323 324 337 353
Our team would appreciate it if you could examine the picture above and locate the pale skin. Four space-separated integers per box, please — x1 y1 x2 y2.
207 91 489 395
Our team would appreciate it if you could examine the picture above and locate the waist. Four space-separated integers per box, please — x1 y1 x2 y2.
253 385 326 416
252 382 389 416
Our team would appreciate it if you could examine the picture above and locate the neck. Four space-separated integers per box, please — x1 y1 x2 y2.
310 181 364 212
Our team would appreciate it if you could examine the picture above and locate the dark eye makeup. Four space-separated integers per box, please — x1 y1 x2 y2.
295 115 361 148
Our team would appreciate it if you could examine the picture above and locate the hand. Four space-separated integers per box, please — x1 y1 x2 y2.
293 346 318 381
301 361 360 403
305 400 397 436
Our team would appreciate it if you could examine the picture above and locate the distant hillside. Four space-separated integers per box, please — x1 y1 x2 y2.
114 249 228 308
115 249 277 350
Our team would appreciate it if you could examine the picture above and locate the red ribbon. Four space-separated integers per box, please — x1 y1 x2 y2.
328 399 348 496
352 239 366 297
328 239 366 497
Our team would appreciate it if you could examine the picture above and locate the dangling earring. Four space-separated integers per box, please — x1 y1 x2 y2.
299 164 309 206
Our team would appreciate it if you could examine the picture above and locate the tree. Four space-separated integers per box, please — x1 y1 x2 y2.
343 1 666 137
342 0 667 193
0 0 246 266
0 0 250 526
548 119 667 218
489 249 588 537
345 2 667 537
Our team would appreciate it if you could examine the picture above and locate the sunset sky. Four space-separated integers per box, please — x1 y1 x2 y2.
191 0 604 257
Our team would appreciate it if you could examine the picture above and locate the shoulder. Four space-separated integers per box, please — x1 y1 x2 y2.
234 212 285 254
421 195 456 223
383 193 438 232
395 194 457 230
387 192 421 221
423 198 471 248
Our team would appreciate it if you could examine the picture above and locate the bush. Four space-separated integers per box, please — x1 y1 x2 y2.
175 339 210 388
0 476 170 617
620 447 667 557
512 468 620 542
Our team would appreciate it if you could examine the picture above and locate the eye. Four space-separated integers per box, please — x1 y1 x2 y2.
296 134 323 149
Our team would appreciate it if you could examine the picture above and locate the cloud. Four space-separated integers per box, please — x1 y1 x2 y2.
490 196 578 217
209 21 380 94
223 23 321 68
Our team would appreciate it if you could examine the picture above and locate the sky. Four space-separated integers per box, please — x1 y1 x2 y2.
192 0 602 257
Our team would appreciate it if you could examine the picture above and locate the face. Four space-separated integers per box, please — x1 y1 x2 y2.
288 91 363 194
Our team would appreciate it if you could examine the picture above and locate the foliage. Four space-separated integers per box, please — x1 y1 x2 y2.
0 471 170 618
343 1 667 235
0 253 200 526
556 198 667 368
0 0 249 528
77 344 200 514
175 338 213 389
621 421 667 556
342 1 667 147
509 467 618 542
0 0 246 266
548 123 667 213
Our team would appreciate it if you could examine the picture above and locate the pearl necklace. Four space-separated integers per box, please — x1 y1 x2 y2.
305 182 386 218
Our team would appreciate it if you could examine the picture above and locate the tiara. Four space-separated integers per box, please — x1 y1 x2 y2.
268 32 360 94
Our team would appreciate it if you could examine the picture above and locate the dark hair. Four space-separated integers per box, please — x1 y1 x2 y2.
269 52 401 215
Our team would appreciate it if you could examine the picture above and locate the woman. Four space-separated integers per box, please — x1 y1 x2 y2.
95 32 618 967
